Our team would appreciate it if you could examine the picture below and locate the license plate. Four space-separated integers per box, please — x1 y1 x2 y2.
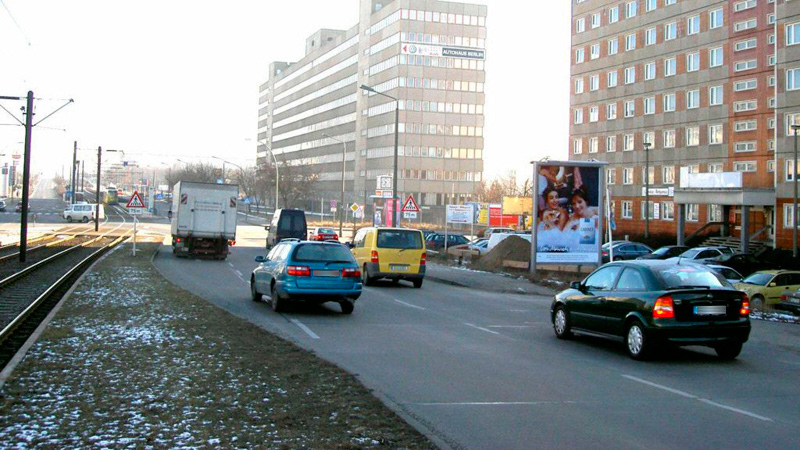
313 270 340 277
790 297 800 304
390 264 409 271
694 305 727 315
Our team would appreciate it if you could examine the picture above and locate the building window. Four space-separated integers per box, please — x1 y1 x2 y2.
734 0 757 13
786 160 799 182
787 22 800 46
589 106 599 122
735 38 757 52
645 0 656 12
574 78 584 94
663 166 675 185
709 163 723 173
735 142 756 152
784 204 799 228
645 28 656 46
709 86 723 106
609 6 619 24
710 9 724 29
588 44 599 60
686 127 700 146
687 15 700 35
623 168 633 185
687 52 700 72
735 19 757 32
663 129 676 148
786 113 800 135
734 100 757 112
608 71 618 87
589 137 599 153
663 93 676 112
608 38 619 56
624 100 635 117
734 161 757 172
624 66 636 84
573 139 583 154
664 22 677 41
788 68 800 91
626 33 637 51
644 97 655 114
591 13 601 29
607 103 618 120
644 62 656 80
643 131 654 148
709 204 722 222
734 79 757 91
687 204 699 222
664 57 676 76
641 201 655 220
734 120 757 132
607 135 617 152
589 74 599 91
607 168 617 185
709 124 723 144
622 201 633 219
624 134 635 151
626 1 638 19
576 48 585 64
734 60 757 72
686 90 700 109
710 47 723 67
662 202 675 221
574 108 583 124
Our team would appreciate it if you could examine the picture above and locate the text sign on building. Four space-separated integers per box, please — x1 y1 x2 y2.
641 187 674 197
401 44 485 61
446 204 474 224
377 175 393 190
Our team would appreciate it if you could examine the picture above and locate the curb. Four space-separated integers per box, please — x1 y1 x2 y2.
425 273 554 296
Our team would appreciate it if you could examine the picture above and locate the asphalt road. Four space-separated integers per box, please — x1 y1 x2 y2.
154 241 800 450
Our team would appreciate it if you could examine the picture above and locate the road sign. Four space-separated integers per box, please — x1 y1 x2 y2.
126 190 146 215
403 211 417 219
377 175 393 190
401 195 420 212
350 203 359 212
374 190 393 198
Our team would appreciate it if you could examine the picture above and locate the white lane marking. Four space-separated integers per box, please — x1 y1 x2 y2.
410 401 578 406
487 325 536 329
698 399 773 422
235 270 243 277
463 323 500 335
779 359 800 367
623 375 774 422
393 299 426 310
291 319 320 339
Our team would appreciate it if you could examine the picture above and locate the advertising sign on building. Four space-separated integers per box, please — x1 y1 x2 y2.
401 43 486 60
446 204 474 224
533 162 605 266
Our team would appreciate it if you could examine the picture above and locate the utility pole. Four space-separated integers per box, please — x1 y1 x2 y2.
19 91 34 262
71 141 77 204
643 141 652 240
96 146 101 232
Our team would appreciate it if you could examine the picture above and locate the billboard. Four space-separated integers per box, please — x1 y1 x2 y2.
446 204 474 224
533 162 604 265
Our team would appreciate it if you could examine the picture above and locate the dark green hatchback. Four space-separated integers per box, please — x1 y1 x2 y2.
550 260 751 360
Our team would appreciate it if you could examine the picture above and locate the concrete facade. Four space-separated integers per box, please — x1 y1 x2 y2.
569 0 800 251
258 0 487 224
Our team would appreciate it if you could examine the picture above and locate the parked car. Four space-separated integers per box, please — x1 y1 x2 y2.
266 209 307 249
636 245 690 260
706 264 744 284
63 203 105 222
551 260 751 360
351 227 426 288
484 227 514 238
601 241 653 263
250 240 361 314
0 200 6 212
451 239 490 256
425 233 469 251
734 270 800 311
309 227 338 241
666 246 730 264
708 253 781 277
775 288 800 316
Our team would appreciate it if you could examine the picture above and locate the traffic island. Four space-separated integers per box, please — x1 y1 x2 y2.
0 242 435 449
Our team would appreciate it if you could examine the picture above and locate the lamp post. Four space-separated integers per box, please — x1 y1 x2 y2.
360 84 400 227
793 125 800 258
258 140 280 210
643 141 651 240
96 148 122 232
323 134 347 238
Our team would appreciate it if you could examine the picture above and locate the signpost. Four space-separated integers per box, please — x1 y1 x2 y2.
126 190 146 255
401 195 420 221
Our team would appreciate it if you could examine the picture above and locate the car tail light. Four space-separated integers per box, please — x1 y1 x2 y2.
176 237 183 243
420 253 426 266
228 239 236 246
342 267 361 278
287 266 311 276
371 250 379 263
780 294 787 302
740 295 750 316
653 295 675 319
602 251 608 256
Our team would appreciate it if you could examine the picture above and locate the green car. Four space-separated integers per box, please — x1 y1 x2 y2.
734 270 800 311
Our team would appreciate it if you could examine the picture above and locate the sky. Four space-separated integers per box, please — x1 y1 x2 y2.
0 0 570 182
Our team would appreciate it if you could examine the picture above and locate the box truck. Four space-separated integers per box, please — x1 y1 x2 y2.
170 181 238 259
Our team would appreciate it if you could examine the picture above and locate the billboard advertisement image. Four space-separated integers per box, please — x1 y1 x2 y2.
534 163 603 264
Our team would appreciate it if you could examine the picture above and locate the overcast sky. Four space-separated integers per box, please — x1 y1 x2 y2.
0 0 570 182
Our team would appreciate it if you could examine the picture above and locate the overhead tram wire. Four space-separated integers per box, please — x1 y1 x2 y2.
0 0 31 46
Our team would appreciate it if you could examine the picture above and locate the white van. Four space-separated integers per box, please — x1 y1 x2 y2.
63 203 105 222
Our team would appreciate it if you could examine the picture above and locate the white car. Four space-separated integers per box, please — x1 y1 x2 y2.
666 247 729 264
63 203 105 222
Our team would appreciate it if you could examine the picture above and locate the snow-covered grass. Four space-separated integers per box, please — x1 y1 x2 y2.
0 243 434 449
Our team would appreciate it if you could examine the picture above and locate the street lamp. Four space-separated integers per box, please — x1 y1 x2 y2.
360 84 400 227
257 140 280 211
643 141 651 240
793 125 800 258
323 133 347 238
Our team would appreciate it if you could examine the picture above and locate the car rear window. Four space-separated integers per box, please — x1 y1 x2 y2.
658 266 727 288
377 230 423 249
317 228 335 234
293 244 354 263
278 212 306 233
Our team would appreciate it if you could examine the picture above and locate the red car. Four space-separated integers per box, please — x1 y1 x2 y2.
309 227 339 241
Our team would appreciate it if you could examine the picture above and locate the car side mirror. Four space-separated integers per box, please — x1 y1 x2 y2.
264 225 271 231
347 242 355 249
769 282 776 287
570 281 582 290
255 256 266 263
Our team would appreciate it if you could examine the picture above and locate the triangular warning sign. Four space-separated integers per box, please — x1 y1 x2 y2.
126 191 146 208
401 195 420 212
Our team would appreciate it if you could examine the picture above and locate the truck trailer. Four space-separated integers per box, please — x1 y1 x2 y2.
170 181 238 259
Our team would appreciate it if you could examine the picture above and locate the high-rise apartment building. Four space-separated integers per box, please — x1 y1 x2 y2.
570 0 800 251
258 0 487 223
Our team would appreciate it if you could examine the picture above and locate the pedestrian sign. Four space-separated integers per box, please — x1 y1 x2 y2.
401 195 420 213
126 190 146 210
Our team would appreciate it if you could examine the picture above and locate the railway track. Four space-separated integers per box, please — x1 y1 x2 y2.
0 225 131 370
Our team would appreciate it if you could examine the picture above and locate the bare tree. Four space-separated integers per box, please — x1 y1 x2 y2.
278 159 318 209
166 162 218 186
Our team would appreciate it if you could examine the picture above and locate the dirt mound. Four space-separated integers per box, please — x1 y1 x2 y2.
474 235 531 272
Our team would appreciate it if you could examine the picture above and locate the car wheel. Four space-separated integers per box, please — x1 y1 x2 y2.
66 216 73 223
412 279 423 289
625 320 652 360
250 279 261 302
340 300 354 314
271 284 284 312
82 216 89 223
362 264 374 286
553 306 573 339
750 295 764 312
714 342 743 360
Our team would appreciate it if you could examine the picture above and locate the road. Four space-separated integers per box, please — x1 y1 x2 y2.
154 240 800 450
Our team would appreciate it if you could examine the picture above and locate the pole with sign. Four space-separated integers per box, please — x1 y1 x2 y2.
126 190 146 255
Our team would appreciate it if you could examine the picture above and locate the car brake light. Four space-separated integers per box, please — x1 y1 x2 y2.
740 295 750 316
371 250 379 263
287 266 310 276
653 295 675 318
342 267 361 278
176 237 183 243
420 252 426 266
780 294 787 302
228 240 236 246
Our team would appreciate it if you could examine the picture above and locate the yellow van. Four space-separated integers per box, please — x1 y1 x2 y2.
350 227 426 288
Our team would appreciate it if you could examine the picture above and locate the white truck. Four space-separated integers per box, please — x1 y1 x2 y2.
170 181 238 259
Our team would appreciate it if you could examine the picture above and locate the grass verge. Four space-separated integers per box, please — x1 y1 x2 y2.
0 242 435 449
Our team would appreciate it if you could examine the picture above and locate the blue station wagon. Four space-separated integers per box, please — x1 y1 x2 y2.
251 240 362 314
